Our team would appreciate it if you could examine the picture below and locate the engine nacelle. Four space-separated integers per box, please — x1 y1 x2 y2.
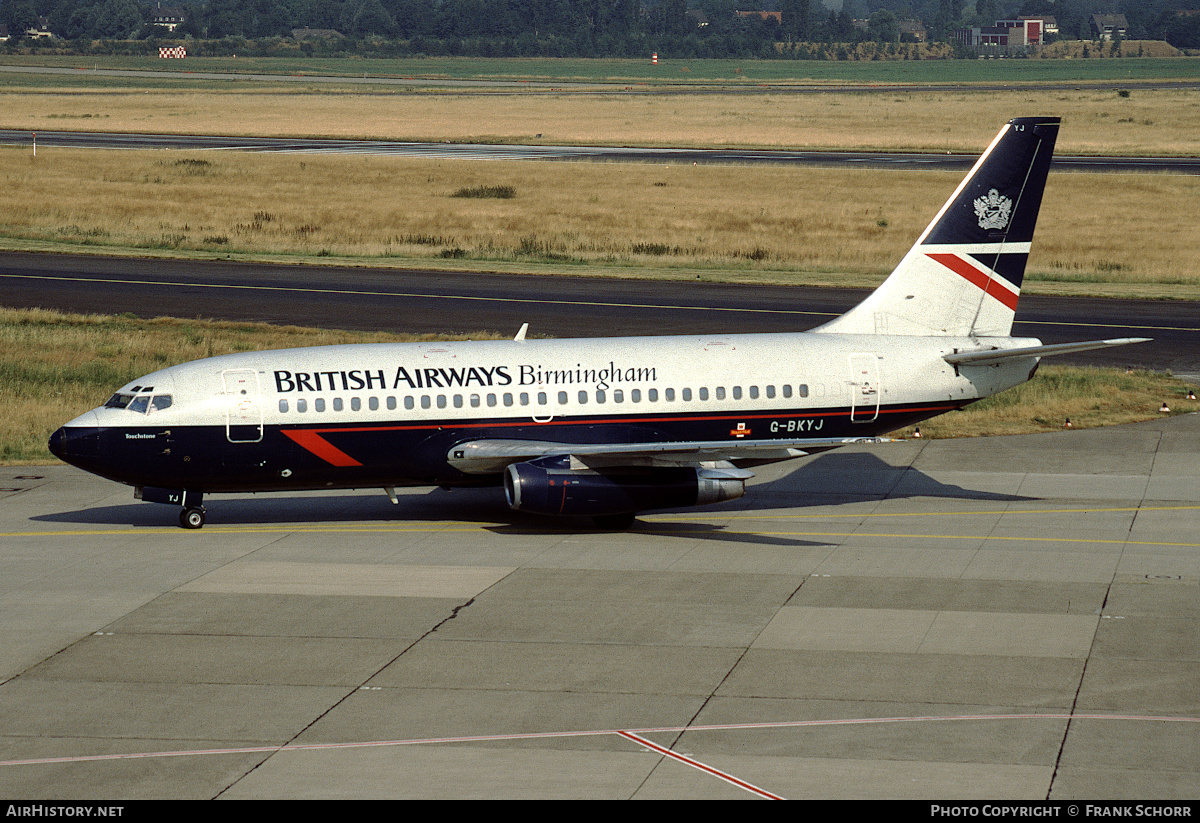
504 455 746 517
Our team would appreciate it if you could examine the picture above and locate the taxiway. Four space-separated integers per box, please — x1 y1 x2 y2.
2 414 1198 798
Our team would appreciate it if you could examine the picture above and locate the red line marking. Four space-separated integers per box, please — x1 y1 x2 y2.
928 252 1019 311
617 730 785 800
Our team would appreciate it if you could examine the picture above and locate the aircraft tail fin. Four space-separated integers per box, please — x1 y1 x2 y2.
813 116 1060 338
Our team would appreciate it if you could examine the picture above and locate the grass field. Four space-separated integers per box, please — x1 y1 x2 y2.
3 306 1195 464
2 52 1196 85
3 79 1199 156
2 147 1197 296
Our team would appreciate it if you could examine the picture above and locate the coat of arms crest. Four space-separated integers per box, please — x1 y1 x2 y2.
973 188 1013 230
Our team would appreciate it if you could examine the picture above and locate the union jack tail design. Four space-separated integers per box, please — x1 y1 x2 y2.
814 116 1060 338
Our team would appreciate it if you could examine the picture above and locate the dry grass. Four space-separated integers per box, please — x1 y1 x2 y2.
1 146 1197 292
5 306 1193 464
2 85 1199 155
898 365 1199 439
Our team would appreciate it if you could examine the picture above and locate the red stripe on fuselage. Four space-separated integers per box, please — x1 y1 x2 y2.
927 252 1019 311
278 402 963 467
282 429 363 467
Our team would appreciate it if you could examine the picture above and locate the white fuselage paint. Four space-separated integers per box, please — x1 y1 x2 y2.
83 332 1040 435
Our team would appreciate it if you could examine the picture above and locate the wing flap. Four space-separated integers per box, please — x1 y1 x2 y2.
447 437 889 475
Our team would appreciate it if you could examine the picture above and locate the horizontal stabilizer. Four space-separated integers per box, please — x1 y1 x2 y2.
944 337 1151 366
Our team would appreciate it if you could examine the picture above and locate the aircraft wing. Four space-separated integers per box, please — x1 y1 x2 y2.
446 436 889 475
944 337 1151 366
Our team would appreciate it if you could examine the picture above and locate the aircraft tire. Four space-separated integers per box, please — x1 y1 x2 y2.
180 507 206 529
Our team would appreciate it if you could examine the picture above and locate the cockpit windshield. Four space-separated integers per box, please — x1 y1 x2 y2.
104 393 135 409
104 393 172 413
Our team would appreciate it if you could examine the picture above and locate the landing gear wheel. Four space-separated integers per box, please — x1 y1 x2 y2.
180 507 206 529
592 512 636 530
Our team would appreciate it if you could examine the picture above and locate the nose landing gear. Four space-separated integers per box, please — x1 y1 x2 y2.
179 506 206 529
136 487 206 528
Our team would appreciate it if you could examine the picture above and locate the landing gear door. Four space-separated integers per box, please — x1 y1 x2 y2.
849 354 880 423
223 369 263 443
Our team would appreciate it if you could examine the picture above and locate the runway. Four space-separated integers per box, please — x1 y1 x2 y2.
2 413 1198 798
2 251 1197 377
4 128 1198 173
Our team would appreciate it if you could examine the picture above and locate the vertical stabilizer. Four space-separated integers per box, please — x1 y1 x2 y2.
813 116 1059 337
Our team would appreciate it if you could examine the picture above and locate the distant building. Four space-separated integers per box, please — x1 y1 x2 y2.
898 20 927 42
26 17 54 39
1021 15 1057 39
1090 14 1128 41
735 11 783 25
151 6 187 33
953 26 1010 48
996 18 1042 47
956 14 1052 51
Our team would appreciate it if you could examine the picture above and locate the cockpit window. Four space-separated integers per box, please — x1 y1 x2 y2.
105 393 135 409
105 393 172 413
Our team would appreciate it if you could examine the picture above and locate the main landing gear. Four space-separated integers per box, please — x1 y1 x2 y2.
179 506 206 529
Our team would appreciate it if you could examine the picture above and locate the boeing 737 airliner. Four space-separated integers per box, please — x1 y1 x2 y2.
49 117 1147 529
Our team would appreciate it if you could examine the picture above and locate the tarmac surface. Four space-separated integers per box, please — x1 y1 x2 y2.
6 128 1199 173
2 414 1199 799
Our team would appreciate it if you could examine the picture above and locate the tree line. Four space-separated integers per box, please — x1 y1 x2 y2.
4 0 1199 54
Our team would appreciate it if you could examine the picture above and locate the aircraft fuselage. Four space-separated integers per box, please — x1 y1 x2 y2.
50 331 1039 495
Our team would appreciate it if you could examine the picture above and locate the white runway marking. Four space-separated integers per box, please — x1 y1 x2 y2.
4 712 1196 799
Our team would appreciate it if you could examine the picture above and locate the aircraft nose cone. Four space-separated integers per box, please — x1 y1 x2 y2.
48 412 100 465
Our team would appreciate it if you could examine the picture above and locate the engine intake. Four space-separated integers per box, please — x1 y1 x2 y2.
504 455 745 517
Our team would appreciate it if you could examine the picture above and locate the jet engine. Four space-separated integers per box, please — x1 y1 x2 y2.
503 454 746 522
